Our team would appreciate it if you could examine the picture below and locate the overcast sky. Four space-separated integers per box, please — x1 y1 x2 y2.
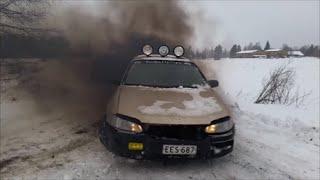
185 0 319 49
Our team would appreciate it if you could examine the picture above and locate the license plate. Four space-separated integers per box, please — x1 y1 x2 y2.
162 145 197 155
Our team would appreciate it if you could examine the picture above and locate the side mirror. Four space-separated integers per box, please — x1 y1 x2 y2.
207 80 219 88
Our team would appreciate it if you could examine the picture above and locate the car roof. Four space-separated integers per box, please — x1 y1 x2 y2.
132 54 191 63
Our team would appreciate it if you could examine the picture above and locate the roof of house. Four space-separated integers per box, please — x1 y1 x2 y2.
265 49 283 52
288 51 304 56
236 50 258 54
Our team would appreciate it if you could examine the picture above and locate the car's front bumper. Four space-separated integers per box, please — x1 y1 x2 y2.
99 121 234 160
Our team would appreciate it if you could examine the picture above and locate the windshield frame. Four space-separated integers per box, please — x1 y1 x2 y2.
120 60 209 88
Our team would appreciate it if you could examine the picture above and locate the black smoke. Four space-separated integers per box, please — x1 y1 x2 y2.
23 1 195 121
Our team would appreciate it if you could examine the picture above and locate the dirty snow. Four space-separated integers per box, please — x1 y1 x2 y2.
138 87 222 116
1 57 319 179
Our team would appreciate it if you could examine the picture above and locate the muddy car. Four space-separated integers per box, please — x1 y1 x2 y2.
99 45 234 159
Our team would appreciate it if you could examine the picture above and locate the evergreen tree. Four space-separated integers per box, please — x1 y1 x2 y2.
314 46 320 57
305 44 314 56
247 42 254 50
195 50 201 59
222 49 228 58
282 44 292 51
300 45 308 55
214 45 223 60
230 44 238 58
253 42 262 50
300 44 320 57
185 46 194 59
237 45 242 52
264 41 271 50
209 48 215 59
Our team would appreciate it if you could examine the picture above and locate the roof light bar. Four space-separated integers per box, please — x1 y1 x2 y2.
142 44 153 56
174 45 184 57
158 45 169 57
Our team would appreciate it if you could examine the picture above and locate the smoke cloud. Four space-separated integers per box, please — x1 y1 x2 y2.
52 1 192 55
26 1 195 122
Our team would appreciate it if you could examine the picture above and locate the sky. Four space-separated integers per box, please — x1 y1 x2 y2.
184 0 320 49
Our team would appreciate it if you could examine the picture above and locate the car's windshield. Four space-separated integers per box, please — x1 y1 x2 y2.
123 60 207 88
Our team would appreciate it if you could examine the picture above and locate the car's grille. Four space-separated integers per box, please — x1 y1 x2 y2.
144 125 207 140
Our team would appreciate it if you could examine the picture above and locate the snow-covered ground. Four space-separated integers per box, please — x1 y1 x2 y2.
196 57 319 179
1 57 319 179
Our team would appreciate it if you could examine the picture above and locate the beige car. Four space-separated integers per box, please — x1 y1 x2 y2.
99 45 234 159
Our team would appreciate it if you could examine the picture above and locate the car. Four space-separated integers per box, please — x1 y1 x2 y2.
99 45 235 159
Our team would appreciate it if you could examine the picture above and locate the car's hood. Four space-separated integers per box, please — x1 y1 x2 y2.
117 85 230 125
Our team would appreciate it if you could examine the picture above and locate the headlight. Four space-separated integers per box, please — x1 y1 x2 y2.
109 115 143 133
205 117 233 134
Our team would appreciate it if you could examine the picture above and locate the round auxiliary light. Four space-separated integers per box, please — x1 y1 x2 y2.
158 45 169 57
174 45 185 57
142 44 153 56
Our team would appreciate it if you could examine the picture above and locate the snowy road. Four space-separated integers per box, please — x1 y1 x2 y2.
1 58 319 179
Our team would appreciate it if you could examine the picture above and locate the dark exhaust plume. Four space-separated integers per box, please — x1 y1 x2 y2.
53 1 193 80
24 1 194 122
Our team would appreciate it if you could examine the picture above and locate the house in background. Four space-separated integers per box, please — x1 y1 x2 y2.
288 50 304 57
236 49 288 58
264 49 288 58
235 50 260 58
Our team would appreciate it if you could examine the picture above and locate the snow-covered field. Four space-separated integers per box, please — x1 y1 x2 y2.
196 57 319 179
1 57 319 179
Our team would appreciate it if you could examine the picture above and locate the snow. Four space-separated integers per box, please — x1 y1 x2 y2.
236 50 258 54
196 57 319 125
1 57 319 179
289 51 304 56
137 87 222 116
265 48 283 52
195 57 319 179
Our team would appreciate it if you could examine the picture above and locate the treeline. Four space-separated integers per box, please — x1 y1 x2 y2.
185 41 320 60
1 34 319 59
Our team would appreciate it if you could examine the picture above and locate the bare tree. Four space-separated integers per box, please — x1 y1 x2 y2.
0 0 50 35
255 64 310 107
255 65 295 104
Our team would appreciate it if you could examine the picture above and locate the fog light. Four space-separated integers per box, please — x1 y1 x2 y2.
128 142 143 150
173 45 184 57
158 45 169 56
142 45 153 56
